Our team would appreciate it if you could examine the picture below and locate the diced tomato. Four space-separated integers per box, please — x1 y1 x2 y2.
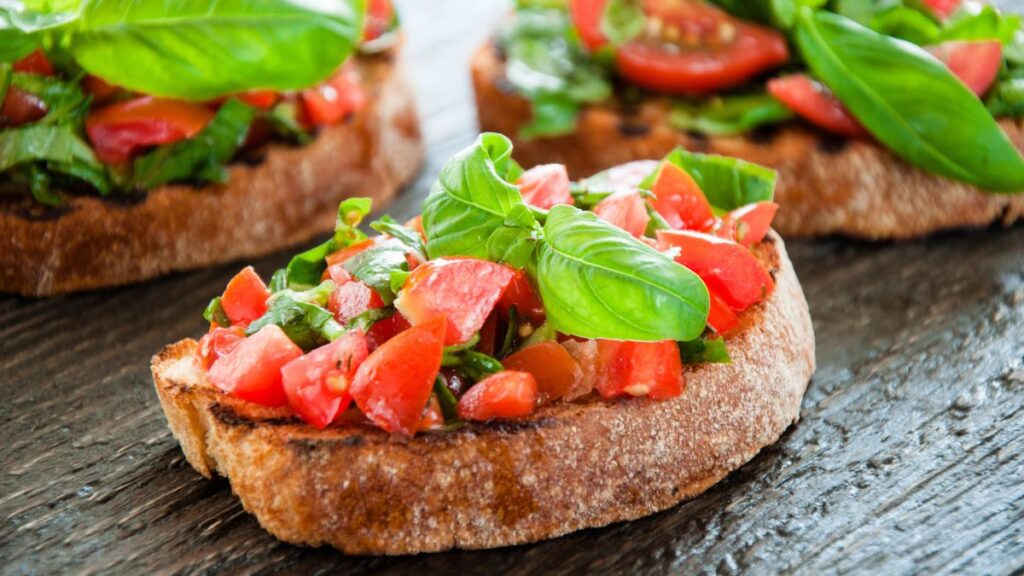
405 215 426 241
395 258 517 346
364 0 395 41
458 371 539 422
301 63 366 127
207 325 302 407
927 40 1002 97
196 326 245 370
13 50 54 76
593 191 650 238
221 266 271 327
657 230 774 312
85 96 215 164
238 90 280 110
923 0 961 18
593 339 683 400
82 75 120 105
351 316 446 436
326 238 376 267
559 339 598 400
706 291 739 335
495 270 545 324
366 312 411 349
418 395 446 432
650 161 714 231
571 0 788 94
767 74 867 139
281 331 369 429
727 201 778 247
517 164 574 210
502 342 583 404
328 279 385 324
0 87 47 127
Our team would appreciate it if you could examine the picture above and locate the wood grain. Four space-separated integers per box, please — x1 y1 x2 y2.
2 1 1023 574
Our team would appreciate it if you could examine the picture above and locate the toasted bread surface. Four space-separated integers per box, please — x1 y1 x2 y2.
0 48 423 297
152 234 815 555
472 43 1024 240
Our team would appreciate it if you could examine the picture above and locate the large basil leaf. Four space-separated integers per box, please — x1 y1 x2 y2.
421 133 540 268
669 93 794 136
131 99 255 190
644 148 776 212
535 205 709 342
796 8 1024 192
69 0 364 100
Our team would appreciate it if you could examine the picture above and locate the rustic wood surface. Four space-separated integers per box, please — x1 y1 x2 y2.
2 1 1024 574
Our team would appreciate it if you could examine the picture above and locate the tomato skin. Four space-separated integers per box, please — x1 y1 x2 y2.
650 162 714 231
569 0 607 51
706 291 739 335
364 0 395 41
923 0 961 18
1 87 47 127
328 279 384 325
395 258 517 346
593 191 651 238
767 74 867 139
727 201 778 247
281 331 369 429
657 230 774 312
593 339 683 400
495 270 545 324
86 97 215 164
418 395 446 432
207 325 303 407
221 266 271 327
928 40 1002 97
458 371 539 422
301 63 366 127
502 341 584 404
326 238 376 267
350 316 446 436
559 339 598 400
366 312 411 350
13 50 54 75
517 164 574 210
197 326 246 370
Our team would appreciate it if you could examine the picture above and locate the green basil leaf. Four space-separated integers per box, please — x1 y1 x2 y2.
346 307 392 333
644 148 776 212
263 101 312 145
433 376 460 422
678 337 731 364
535 204 709 342
70 0 365 100
442 349 504 382
0 123 106 180
987 77 1024 117
939 4 1020 44
421 133 540 264
0 7 77 62
245 281 344 350
203 297 231 327
709 0 826 29
342 237 409 305
283 197 371 290
669 93 794 136
11 72 90 125
601 0 644 46
131 99 255 190
796 9 1024 192
370 215 425 256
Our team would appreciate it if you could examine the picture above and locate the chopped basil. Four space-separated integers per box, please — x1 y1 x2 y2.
679 337 732 365
670 93 794 136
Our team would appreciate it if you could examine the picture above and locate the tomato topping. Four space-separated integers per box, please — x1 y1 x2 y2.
727 201 778 247
281 331 369 429
395 258 517 346
207 325 302 407
351 316 446 436
13 50 54 76
502 342 583 404
220 266 271 327
927 40 1002 97
707 291 739 335
560 339 598 400
364 0 395 41
418 395 446 432
301 63 366 127
85 97 215 164
458 371 539 422
593 339 683 400
767 74 868 139
593 191 651 238
517 164 574 210
326 238 376 267
329 279 385 324
571 0 788 94
238 90 280 110
657 230 774 312
405 215 426 241
923 0 961 18
495 270 545 323
197 326 245 370
82 75 120 105
366 312 411 350
478 313 499 356
1 87 47 127
650 162 714 231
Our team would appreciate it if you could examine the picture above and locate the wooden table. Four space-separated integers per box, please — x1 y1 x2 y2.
2 2 1023 574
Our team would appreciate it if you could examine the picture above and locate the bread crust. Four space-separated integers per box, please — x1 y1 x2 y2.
0 48 423 297
471 42 1024 240
151 233 815 555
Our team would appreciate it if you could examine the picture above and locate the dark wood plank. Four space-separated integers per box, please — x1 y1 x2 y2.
2 1 1024 574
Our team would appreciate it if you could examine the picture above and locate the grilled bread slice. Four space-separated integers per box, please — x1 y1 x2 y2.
151 233 815 555
472 42 1024 240
1 48 422 297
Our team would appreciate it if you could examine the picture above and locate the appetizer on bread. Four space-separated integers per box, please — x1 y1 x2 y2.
152 133 815 554
0 0 422 296
473 0 1024 239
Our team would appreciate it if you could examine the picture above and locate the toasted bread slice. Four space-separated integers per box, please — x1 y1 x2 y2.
151 233 815 555
0 48 423 297
472 42 1024 240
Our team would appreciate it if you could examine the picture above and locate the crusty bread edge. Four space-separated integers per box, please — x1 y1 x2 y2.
151 233 815 555
0 47 423 297
471 42 1024 240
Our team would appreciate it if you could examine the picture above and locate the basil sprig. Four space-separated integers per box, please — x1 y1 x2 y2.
670 93 794 137
282 197 372 290
796 8 1024 192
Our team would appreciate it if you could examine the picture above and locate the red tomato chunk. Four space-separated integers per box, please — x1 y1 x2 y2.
593 340 683 400
650 162 714 231
594 191 650 238
657 230 774 312
207 325 302 407
517 164 574 210
281 331 369 429
502 341 584 404
458 371 539 422
221 266 271 327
